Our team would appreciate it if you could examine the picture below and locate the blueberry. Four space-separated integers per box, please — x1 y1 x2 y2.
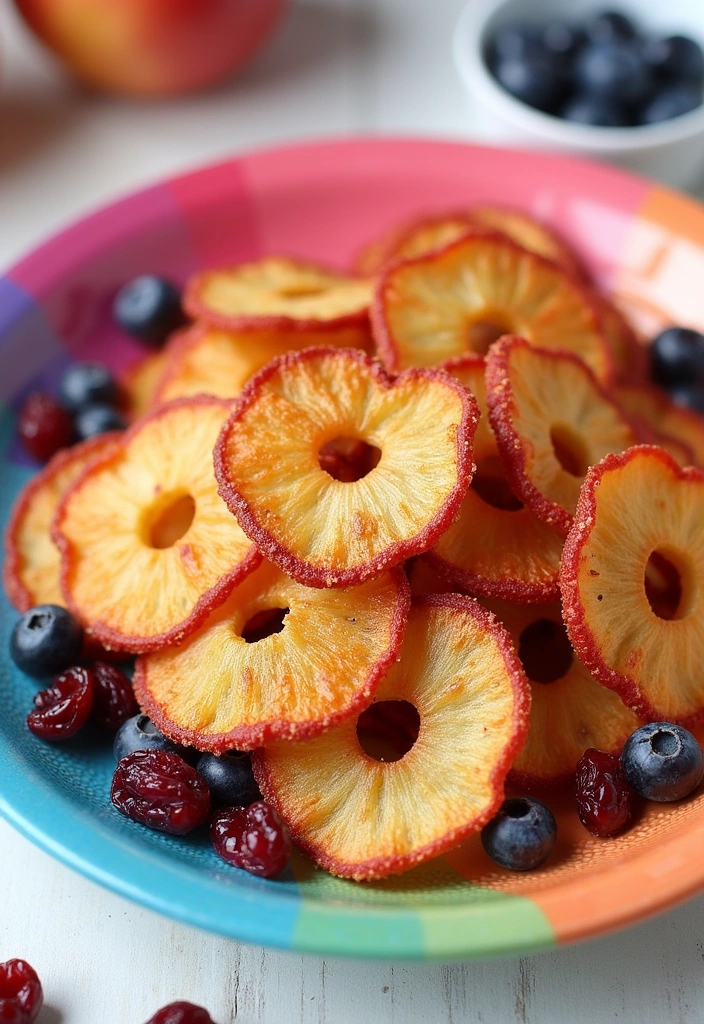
585 11 636 45
487 23 542 64
493 52 563 111
642 35 704 87
639 84 703 124
621 723 704 802
542 21 585 59
650 326 704 387
113 276 186 346
481 796 556 871
74 404 127 441
10 604 83 680
561 93 632 127
196 751 262 808
670 384 704 415
114 713 190 762
60 362 119 412
576 42 654 106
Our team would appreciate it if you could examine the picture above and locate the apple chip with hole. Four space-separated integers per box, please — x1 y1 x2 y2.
486 335 638 534
466 205 586 280
122 349 173 421
355 212 480 276
215 347 478 588
4 434 120 612
561 445 704 722
134 560 409 752
484 598 641 786
253 595 530 880
154 322 371 405
53 396 260 652
617 384 704 467
425 355 564 603
184 256 372 333
372 231 612 382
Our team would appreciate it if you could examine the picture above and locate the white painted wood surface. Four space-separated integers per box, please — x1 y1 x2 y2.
2 1 704 1020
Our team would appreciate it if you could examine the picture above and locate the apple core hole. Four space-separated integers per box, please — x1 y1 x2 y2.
548 421 589 477
471 455 523 511
518 618 574 684
318 436 381 482
241 607 289 643
277 284 326 299
466 318 513 355
503 798 532 819
550 424 590 477
143 492 195 549
356 700 420 763
645 551 685 620
651 729 680 757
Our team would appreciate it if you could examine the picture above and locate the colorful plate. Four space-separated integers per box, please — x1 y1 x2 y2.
2 138 704 960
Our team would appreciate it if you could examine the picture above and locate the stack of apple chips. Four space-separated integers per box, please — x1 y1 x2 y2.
7 212 704 880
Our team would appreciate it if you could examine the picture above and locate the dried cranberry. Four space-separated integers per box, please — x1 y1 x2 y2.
144 1001 215 1024
576 748 634 837
111 750 210 835
17 392 74 462
91 661 138 732
211 801 291 878
0 959 43 1023
27 666 94 741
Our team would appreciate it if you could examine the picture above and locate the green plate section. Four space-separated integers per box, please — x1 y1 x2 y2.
290 852 555 959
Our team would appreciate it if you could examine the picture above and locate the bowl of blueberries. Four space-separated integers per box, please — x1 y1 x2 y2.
454 0 704 189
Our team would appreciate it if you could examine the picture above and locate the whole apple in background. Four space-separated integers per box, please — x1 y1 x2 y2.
12 0 288 98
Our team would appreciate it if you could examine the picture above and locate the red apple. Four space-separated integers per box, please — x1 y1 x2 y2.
13 0 287 97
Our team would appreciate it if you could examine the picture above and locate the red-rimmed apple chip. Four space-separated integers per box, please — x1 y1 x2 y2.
372 231 612 382
184 256 372 332
134 560 409 752
122 349 172 421
484 598 641 786
4 434 120 612
425 355 564 602
154 322 371 405
215 347 478 588
486 335 638 534
53 396 260 652
466 205 586 280
355 213 480 277
254 595 530 880
617 384 704 467
561 446 704 722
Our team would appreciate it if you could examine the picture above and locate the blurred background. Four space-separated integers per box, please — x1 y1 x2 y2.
3 0 704 271
0 0 474 269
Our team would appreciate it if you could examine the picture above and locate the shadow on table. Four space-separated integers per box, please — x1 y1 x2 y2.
0 87 80 172
240 0 385 91
40 1006 65 1024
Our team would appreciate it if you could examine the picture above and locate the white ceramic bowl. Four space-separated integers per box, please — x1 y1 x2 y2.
453 0 704 189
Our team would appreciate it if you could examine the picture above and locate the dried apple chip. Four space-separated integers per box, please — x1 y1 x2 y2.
134 560 409 752
184 256 372 332
467 205 586 280
154 322 371 405
425 355 563 602
215 347 478 588
122 349 172 420
4 434 120 611
54 397 260 652
254 595 530 880
372 231 612 382
617 384 704 466
561 446 704 723
487 335 638 534
484 598 641 786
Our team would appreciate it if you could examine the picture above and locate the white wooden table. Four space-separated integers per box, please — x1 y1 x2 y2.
2 1 704 1020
